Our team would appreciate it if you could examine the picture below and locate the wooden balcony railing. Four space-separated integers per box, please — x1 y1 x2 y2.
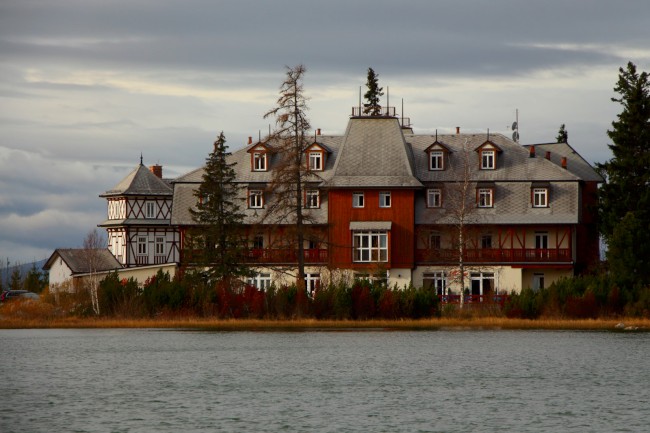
416 248 572 264
245 248 328 264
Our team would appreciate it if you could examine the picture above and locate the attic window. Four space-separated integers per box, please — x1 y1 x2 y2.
308 152 323 171
480 150 495 170
253 152 267 171
429 150 444 170
476 184 495 208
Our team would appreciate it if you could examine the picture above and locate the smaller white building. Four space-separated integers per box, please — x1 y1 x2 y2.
43 248 121 291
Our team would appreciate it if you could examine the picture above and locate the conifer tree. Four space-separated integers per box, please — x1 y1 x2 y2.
556 124 568 143
363 67 384 116
263 64 317 290
188 132 250 286
597 62 650 288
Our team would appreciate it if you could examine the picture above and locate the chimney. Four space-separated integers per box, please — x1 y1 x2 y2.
529 145 536 158
545 151 551 160
149 164 163 178
248 136 253 145
456 126 460 134
561 157 567 169
317 128 321 136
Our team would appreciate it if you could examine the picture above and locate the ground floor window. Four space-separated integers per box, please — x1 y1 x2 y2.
533 273 545 291
353 231 388 262
137 236 148 255
247 273 272 291
305 273 320 296
470 272 495 295
423 272 447 295
354 271 388 286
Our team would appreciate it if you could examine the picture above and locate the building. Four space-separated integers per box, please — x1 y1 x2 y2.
98 107 603 296
43 248 121 290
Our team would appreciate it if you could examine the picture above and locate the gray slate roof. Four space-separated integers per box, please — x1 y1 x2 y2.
523 142 604 182
101 164 173 197
325 117 422 188
43 248 121 273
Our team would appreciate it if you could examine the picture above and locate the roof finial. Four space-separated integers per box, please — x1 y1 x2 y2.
140 153 143 165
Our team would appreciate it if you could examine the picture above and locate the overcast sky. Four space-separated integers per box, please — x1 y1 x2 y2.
1 0 649 266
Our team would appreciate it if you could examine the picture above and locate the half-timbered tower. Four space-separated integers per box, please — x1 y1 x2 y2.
99 161 180 267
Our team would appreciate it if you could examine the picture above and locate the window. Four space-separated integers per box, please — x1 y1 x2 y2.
429 151 444 170
155 237 165 255
481 234 492 249
308 152 322 171
478 188 493 208
379 192 391 208
353 231 388 262
352 192 364 208
481 150 495 170
533 273 545 291
423 272 447 295
145 201 155 218
253 235 264 250
253 152 267 171
533 188 548 207
429 233 441 249
137 236 147 255
305 190 320 208
427 189 442 208
249 190 264 208
470 272 495 296
247 273 272 291
305 273 321 296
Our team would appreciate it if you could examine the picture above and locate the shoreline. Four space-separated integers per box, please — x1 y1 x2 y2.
1 317 648 331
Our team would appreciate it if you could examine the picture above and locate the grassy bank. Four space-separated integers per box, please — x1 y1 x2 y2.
1 315 648 331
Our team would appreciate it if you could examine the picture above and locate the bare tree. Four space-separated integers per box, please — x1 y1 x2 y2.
262 65 315 290
444 140 478 307
83 228 106 315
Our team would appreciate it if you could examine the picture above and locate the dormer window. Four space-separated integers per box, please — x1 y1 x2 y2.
481 150 495 170
425 140 450 171
429 151 444 170
253 152 267 171
309 152 322 171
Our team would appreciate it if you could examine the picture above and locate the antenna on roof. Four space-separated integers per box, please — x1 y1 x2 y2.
140 153 143 165
258 130 261 142
435 129 438 141
487 128 490 141
511 108 520 143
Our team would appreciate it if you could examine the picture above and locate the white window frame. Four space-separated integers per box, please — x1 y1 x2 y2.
353 231 388 263
305 189 320 208
533 188 548 208
481 150 495 170
423 272 447 295
305 273 321 295
379 191 391 208
427 188 442 208
155 237 165 255
249 190 264 209
533 273 545 291
478 188 493 208
352 192 364 208
137 236 148 255
308 152 322 171
429 151 444 170
253 152 267 171
145 201 156 219
247 273 272 291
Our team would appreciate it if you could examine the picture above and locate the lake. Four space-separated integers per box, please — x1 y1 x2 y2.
1 329 648 432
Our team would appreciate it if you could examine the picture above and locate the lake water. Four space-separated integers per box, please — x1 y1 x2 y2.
1 328 648 432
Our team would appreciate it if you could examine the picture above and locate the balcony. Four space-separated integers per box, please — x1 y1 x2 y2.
245 248 328 264
416 248 572 264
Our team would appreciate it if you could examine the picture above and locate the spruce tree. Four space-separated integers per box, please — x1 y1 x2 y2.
556 124 568 143
597 62 650 288
363 67 384 116
189 132 250 286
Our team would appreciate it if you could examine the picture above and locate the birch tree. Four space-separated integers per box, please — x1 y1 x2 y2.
83 228 105 315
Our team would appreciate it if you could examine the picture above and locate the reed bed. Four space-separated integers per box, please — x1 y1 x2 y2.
1 316 648 331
